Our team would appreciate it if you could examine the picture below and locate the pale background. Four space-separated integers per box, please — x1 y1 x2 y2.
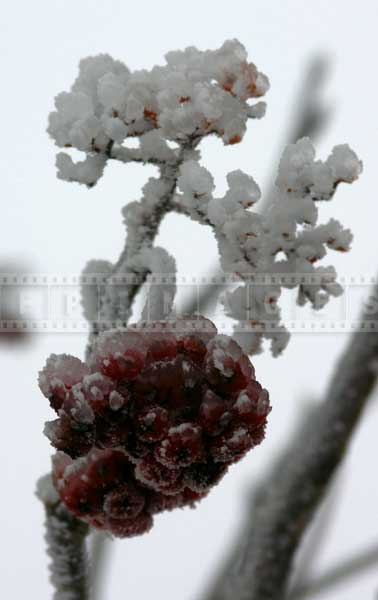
1 1 377 598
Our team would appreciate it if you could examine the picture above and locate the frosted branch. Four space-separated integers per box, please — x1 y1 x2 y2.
140 247 177 320
36 475 89 600
203 282 378 600
89 139 196 337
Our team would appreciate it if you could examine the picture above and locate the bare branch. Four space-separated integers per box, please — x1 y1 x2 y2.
259 56 330 214
289 541 378 600
202 282 378 600
287 57 331 144
37 475 89 600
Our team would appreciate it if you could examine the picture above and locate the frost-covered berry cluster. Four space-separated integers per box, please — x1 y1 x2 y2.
39 317 269 537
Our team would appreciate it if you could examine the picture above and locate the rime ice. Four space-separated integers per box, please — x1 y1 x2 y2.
48 40 268 186
175 138 362 355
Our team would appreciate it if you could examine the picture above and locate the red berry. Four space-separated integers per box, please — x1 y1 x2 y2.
134 456 183 494
136 406 169 442
233 383 270 429
146 333 178 363
210 426 254 463
91 330 148 380
103 483 145 520
178 335 207 363
198 390 232 435
38 354 90 412
100 351 144 380
106 513 153 538
155 424 203 468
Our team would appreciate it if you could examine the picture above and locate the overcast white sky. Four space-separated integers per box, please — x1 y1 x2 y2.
1 1 377 598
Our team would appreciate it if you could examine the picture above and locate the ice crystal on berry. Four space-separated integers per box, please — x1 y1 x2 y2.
39 317 270 537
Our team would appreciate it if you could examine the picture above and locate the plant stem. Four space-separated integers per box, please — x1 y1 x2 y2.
37 475 90 600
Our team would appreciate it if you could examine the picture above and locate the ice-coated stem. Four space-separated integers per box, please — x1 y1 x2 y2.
37 475 89 600
109 139 198 313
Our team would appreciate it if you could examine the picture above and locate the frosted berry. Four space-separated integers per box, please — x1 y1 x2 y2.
103 484 145 520
40 316 270 537
210 426 254 464
199 390 232 435
134 456 183 494
39 354 90 411
136 406 169 442
155 424 203 468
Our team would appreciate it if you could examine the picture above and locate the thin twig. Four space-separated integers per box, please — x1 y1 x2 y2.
287 56 330 143
259 56 330 214
202 282 378 600
37 475 89 600
288 541 378 599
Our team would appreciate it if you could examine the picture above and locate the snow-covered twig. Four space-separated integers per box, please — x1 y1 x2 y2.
203 282 378 600
37 475 89 600
99 141 195 322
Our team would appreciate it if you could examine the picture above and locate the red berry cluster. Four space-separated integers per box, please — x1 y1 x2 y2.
39 317 270 537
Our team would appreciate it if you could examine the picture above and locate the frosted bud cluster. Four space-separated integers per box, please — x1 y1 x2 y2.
175 138 362 355
48 39 268 186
